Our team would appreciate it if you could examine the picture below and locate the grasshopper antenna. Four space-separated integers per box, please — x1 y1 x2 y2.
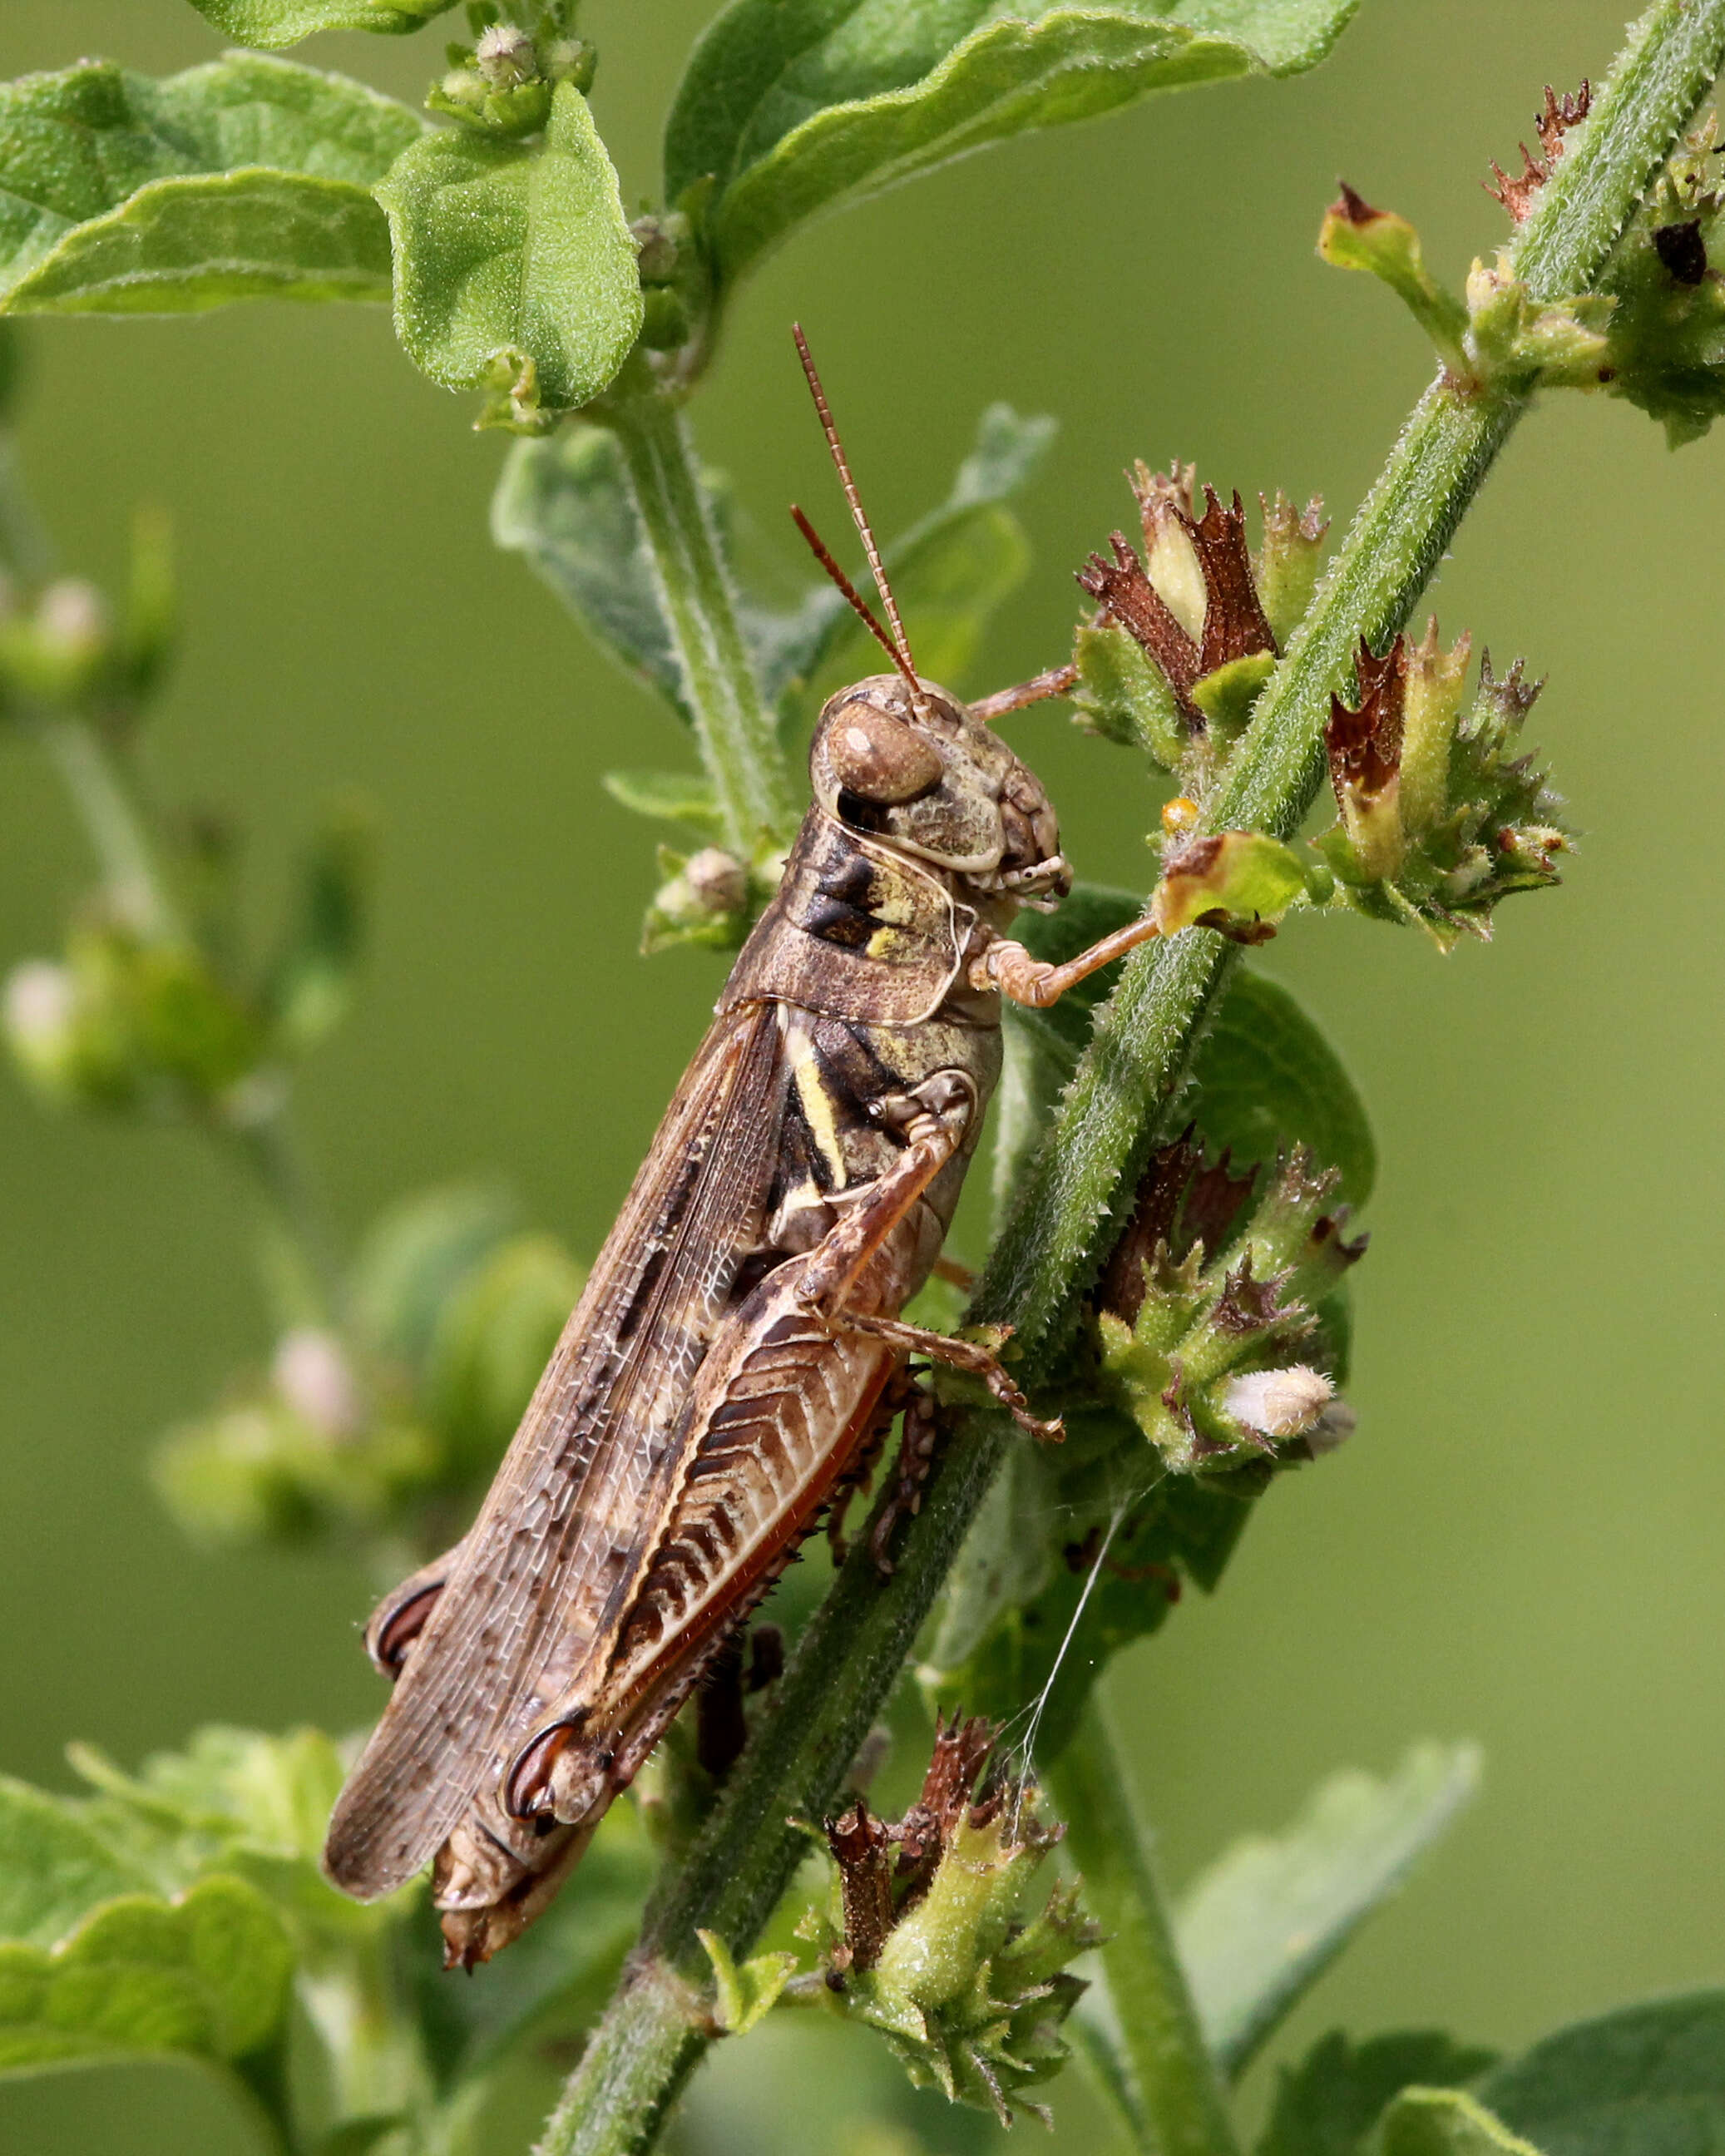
788 506 918 687
792 324 923 703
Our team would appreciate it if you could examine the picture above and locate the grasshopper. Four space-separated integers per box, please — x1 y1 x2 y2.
322 331 1164 1965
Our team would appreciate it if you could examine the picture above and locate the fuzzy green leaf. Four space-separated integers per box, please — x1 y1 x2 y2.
494 426 689 715
1480 1993 1725 2156
1177 1743 1482 2079
186 0 456 47
0 57 424 314
1262 2030 1501 2156
601 769 725 835
0 1874 293 2075
1379 2091 1544 2156
1188 969 1376 1206
378 82 642 414
665 0 1361 289
67 1726 410 1951
0 1778 151 1950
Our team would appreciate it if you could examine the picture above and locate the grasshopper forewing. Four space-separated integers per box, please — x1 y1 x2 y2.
321 333 1164 1965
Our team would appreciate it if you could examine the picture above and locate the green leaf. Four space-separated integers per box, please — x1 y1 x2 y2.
350 1183 519 1373
265 799 373 1058
666 0 1361 290
493 426 690 715
1379 2091 1544 2156
1480 1992 1725 2156
1152 828 1314 936
1188 968 1376 1207
756 402 1055 707
0 1873 293 2075
497 402 1052 735
378 82 643 415
697 1929 798 2035
1176 1743 1482 2079
0 57 424 314
0 1778 151 1949
601 769 725 836
67 1727 411 1951
1262 2031 1501 2156
186 0 456 47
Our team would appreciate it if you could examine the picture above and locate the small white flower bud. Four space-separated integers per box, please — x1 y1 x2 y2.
272 1328 361 1439
438 67 488 111
37 578 108 657
683 848 749 917
4 960 77 1050
1223 1363 1335 1439
475 22 537 87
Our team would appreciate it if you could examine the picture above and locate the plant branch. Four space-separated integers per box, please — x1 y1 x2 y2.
605 393 796 858
540 6 1725 2149
37 713 185 946
1049 1700 1236 2156
229 1107 347 1336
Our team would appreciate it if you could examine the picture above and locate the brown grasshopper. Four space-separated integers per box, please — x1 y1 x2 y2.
321 331 1164 1966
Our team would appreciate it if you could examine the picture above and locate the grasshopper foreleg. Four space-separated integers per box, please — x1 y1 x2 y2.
969 912 1164 1010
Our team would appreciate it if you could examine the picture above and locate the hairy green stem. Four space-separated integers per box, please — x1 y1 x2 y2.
1050 1702 1236 2156
606 395 796 857
541 7 1725 2151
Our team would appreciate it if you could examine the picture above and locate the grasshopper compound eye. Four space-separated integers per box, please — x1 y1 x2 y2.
826 702 944 803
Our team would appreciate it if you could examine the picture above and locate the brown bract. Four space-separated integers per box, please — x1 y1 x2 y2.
1327 635 1407 805
823 1713 1007 1975
1076 477 1276 726
1096 1130 1257 1324
1486 80 1594 223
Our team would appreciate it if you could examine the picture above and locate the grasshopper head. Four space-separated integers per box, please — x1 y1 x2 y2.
810 674 1070 904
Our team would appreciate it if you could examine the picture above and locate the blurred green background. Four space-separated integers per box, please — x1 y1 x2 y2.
3 1 1723 2149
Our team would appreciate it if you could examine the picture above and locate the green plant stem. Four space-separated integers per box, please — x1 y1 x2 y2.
1049 1701 1235 2156
230 1107 347 1335
38 713 185 945
541 8 1725 2151
605 393 795 857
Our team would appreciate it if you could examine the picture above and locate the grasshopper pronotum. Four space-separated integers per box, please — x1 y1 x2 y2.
322 332 1164 1965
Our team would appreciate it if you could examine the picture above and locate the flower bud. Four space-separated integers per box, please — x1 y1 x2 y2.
1320 183 1470 375
1312 630 1570 946
805 1719 1100 2125
3 960 82 1096
271 1328 362 1441
545 37 596 91
474 22 536 87
1095 1137 1364 1471
1222 1363 1335 1439
642 846 750 955
0 577 114 705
